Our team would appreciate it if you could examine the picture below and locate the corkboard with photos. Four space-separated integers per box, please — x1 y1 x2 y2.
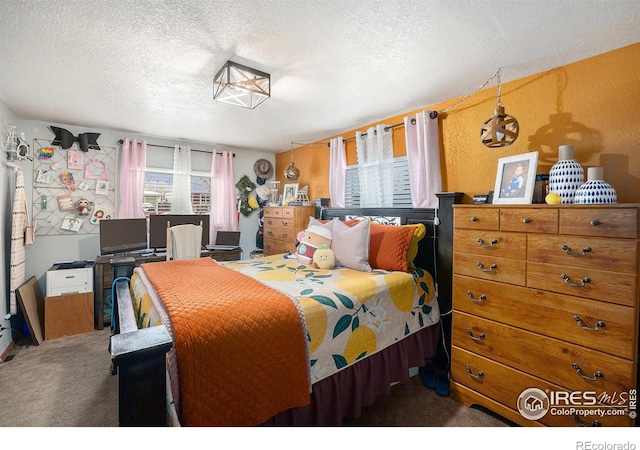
32 138 116 236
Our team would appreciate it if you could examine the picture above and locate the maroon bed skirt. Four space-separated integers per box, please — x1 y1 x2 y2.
263 321 440 426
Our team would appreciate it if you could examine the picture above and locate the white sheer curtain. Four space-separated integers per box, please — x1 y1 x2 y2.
404 110 443 208
117 138 146 218
329 137 346 208
356 124 393 207
209 150 238 243
171 145 193 214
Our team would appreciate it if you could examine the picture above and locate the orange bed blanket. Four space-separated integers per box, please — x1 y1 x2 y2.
141 258 310 426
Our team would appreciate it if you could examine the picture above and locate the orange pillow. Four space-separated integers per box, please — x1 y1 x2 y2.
404 223 427 270
369 223 416 272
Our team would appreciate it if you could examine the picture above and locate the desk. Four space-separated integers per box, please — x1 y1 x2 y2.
95 249 242 330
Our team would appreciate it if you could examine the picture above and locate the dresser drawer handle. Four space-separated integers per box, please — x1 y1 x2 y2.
281 233 288 238
590 219 600 226
561 274 591 287
522 217 531 224
465 328 486 342
477 238 498 248
466 291 486 303
281 221 289 226
572 363 604 382
477 262 497 272
470 216 478 222
573 413 601 427
464 364 484 380
266 230 273 236
562 245 592 257
574 316 606 331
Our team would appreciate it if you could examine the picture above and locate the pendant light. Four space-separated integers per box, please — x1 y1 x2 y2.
284 143 300 181
480 68 519 148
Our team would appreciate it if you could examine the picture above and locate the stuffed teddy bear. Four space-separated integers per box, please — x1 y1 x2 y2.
76 198 92 215
296 225 332 266
312 244 335 269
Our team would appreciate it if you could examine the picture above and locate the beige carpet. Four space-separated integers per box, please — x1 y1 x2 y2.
0 328 510 427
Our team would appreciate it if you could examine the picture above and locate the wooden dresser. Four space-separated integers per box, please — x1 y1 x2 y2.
263 206 315 256
450 204 639 427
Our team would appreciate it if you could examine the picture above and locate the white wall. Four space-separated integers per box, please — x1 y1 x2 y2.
1 100 19 356
2 117 273 357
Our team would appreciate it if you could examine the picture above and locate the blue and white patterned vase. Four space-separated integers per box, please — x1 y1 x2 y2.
548 144 584 204
574 167 617 204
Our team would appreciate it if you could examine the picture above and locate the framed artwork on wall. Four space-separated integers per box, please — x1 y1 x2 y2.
492 151 539 204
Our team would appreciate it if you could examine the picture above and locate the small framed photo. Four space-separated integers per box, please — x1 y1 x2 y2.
283 183 299 203
493 151 539 204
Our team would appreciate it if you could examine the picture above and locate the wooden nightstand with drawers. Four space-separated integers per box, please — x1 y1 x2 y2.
450 204 639 427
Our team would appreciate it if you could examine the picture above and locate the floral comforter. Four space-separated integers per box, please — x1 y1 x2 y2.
222 255 440 383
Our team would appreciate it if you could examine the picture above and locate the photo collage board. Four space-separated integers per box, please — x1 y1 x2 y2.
32 138 116 236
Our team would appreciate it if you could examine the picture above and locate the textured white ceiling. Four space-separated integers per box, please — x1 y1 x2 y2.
1 0 639 153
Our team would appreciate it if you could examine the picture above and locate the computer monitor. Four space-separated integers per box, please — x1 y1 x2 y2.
148 214 210 250
99 218 148 255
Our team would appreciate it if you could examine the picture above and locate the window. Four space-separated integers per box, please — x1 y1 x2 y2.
345 156 411 207
143 146 212 216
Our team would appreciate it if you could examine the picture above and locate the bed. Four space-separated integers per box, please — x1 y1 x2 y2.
109 193 462 426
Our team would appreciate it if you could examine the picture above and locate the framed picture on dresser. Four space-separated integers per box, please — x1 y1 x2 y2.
493 151 538 204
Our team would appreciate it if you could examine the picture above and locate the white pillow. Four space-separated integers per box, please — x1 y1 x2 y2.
330 218 372 272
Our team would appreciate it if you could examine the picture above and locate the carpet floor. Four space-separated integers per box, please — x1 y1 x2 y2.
0 328 511 427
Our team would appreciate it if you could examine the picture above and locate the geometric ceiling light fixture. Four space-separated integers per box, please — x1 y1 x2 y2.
213 60 270 109
480 68 519 148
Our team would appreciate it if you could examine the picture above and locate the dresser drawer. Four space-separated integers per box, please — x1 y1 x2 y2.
451 347 633 427
527 261 637 307
560 208 638 239
264 223 295 243
263 238 297 256
528 234 637 273
500 208 558 233
453 252 526 286
452 311 634 395
454 207 500 230
264 206 296 219
453 275 637 359
453 230 526 259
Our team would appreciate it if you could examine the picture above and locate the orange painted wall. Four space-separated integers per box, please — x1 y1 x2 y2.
275 42 640 204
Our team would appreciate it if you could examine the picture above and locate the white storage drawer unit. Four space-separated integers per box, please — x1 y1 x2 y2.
46 261 94 297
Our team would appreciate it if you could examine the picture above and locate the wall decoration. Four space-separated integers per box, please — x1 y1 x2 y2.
84 159 108 180
90 204 114 224
37 146 54 159
95 180 109 195
35 169 50 184
61 215 83 232
57 194 74 211
67 150 84 169
76 198 93 215
492 151 539 205
32 138 116 236
59 171 76 191
50 126 101 152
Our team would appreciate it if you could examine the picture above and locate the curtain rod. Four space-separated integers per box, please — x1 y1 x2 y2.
324 117 422 146
118 139 235 157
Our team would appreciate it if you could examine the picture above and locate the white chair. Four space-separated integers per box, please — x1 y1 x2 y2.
166 221 203 261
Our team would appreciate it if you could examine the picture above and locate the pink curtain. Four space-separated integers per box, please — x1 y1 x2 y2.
117 139 147 218
404 111 442 208
329 137 346 208
209 151 237 243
